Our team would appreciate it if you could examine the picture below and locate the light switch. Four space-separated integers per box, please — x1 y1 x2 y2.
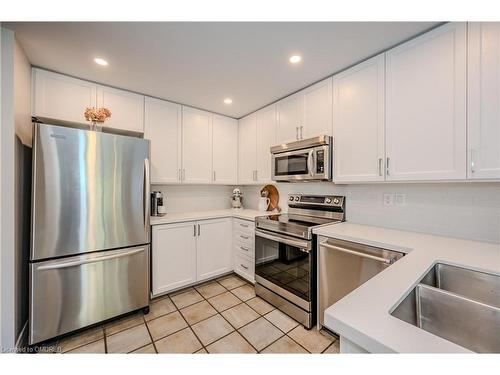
383 193 394 207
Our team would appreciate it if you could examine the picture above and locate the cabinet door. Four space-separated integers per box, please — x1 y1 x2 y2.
32 68 96 124
196 218 232 282
468 22 500 180
212 115 238 184
333 54 385 183
152 222 197 296
277 92 303 143
182 107 213 184
144 97 182 184
302 77 333 138
238 114 257 184
386 22 466 181
97 85 145 133
256 104 277 182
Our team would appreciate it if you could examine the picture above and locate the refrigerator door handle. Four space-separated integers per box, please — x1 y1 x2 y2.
36 247 146 270
144 158 151 236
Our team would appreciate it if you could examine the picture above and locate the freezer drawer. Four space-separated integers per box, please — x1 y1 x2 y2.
29 245 149 345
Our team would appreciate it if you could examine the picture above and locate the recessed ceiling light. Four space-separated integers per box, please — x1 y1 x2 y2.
94 58 109 66
223 98 233 104
289 55 302 64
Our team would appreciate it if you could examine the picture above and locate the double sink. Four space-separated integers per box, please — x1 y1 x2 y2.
391 263 500 353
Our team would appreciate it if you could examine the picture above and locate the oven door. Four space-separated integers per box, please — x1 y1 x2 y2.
254 229 312 309
271 145 330 181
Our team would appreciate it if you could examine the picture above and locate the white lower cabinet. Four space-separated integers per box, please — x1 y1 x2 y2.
196 218 233 282
232 218 255 283
152 218 232 296
152 221 197 296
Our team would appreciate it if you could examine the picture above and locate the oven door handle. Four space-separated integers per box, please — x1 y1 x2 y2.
255 229 312 252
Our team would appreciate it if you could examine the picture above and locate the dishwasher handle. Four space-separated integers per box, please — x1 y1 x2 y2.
320 241 395 265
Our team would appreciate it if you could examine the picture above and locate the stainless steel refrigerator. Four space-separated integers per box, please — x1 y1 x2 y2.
29 123 150 345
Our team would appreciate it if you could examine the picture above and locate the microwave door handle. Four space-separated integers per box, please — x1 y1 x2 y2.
308 150 314 177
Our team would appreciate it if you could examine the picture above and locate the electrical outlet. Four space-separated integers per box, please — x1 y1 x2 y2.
383 193 395 207
395 193 406 206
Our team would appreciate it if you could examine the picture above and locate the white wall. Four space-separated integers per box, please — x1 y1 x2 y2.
241 182 500 244
153 185 234 213
0 26 16 351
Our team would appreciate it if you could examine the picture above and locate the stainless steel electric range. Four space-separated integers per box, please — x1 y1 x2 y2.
254 194 345 329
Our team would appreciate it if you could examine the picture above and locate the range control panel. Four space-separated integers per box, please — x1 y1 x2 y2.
288 194 344 207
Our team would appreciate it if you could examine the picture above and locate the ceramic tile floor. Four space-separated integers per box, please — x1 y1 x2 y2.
35 273 339 354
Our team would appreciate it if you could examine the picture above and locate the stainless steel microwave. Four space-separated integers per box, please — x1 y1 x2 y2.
271 135 332 182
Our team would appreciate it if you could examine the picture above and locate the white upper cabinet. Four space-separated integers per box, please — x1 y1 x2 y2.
144 97 182 184
277 92 303 143
238 114 257 184
276 77 333 143
333 54 386 183
212 114 238 184
468 22 500 180
302 77 333 138
196 218 232 282
255 104 277 182
32 68 96 124
182 107 213 184
385 22 467 181
97 85 145 133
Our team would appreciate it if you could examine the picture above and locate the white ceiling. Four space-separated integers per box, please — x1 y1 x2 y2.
6 22 439 118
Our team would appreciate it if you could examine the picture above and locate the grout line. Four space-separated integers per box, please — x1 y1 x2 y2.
59 325 105 354
174 303 209 353
142 314 159 353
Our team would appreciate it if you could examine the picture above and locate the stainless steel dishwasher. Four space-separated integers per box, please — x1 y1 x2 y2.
318 236 404 328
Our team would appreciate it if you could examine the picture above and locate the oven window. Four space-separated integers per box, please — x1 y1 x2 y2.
255 235 310 302
274 153 309 176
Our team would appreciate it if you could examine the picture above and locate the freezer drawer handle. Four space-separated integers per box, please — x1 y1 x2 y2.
37 248 145 270
320 241 394 265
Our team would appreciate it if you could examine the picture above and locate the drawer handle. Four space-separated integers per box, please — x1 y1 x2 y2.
240 264 249 270
240 246 249 252
240 223 249 228
240 235 249 240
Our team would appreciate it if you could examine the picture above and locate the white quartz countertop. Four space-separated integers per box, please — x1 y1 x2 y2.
313 222 500 353
150 208 270 225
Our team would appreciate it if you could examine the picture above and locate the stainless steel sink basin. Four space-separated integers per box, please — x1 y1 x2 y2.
391 263 500 353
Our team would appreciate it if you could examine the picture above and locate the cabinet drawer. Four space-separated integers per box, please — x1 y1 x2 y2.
233 218 255 234
234 239 254 259
234 253 255 283
233 230 254 246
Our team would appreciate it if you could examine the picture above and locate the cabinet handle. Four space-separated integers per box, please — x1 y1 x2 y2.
193 224 196 237
178 169 181 181
240 235 249 240
240 264 249 270
240 223 249 228
213 170 216 181
197 224 201 236
386 157 390 177
255 170 258 181
470 149 476 173
378 158 383 177
182 169 186 181
300 126 303 140
240 246 249 251
296 127 299 140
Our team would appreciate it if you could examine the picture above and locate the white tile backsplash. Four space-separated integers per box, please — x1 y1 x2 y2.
154 182 500 243
241 182 500 243
153 185 234 213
